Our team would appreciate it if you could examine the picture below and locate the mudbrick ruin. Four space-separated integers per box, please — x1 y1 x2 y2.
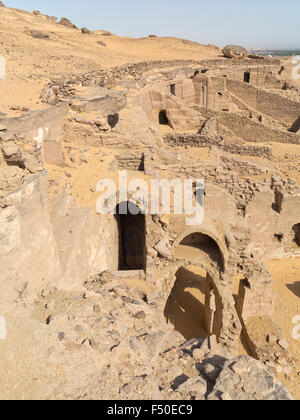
0 4 300 401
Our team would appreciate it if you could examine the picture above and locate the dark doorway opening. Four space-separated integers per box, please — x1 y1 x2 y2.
159 110 169 125
170 84 176 95
292 224 300 247
115 202 146 270
108 113 119 129
289 117 300 133
244 72 251 83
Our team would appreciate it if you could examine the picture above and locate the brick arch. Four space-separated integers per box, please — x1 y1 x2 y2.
172 227 227 271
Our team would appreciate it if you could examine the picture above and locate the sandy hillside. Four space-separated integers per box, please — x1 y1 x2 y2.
0 5 221 116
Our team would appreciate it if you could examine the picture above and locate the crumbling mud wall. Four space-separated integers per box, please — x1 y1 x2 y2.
225 79 300 127
164 132 273 157
218 112 300 144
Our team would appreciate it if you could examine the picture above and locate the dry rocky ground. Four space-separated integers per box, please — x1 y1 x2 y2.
0 3 299 401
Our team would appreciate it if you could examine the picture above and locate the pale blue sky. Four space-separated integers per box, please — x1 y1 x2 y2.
3 0 300 49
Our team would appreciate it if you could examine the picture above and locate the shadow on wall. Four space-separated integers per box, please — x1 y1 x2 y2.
289 116 300 133
115 201 146 271
287 282 300 298
244 71 251 83
164 266 209 340
164 265 222 341
159 110 170 125
175 232 224 270
292 223 300 247
108 113 119 128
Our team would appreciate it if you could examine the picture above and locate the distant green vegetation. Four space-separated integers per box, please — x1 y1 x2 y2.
269 50 300 56
251 50 300 57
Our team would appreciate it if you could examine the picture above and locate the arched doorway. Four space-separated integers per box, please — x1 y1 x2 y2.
164 265 222 341
244 71 251 83
174 232 224 270
166 231 224 340
292 223 300 247
115 202 146 270
159 110 170 125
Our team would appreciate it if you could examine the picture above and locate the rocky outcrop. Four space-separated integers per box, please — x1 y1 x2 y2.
0 172 61 294
30 30 50 40
0 103 69 141
81 27 91 34
0 103 69 167
49 194 119 289
59 17 78 29
0 131 43 197
75 87 127 114
223 45 248 59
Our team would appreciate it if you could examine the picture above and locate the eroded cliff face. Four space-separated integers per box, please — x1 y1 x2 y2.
0 172 61 297
0 173 122 298
49 193 120 289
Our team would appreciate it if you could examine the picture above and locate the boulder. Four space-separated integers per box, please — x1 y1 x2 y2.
24 155 43 173
81 27 91 34
40 87 60 106
154 238 171 258
76 87 127 114
177 376 207 399
30 30 50 40
223 45 248 59
1 142 23 165
59 17 78 29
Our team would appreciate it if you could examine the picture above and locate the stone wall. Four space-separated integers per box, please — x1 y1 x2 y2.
218 112 300 144
41 58 280 103
164 132 273 158
204 63 282 88
225 78 300 127
115 152 144 171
